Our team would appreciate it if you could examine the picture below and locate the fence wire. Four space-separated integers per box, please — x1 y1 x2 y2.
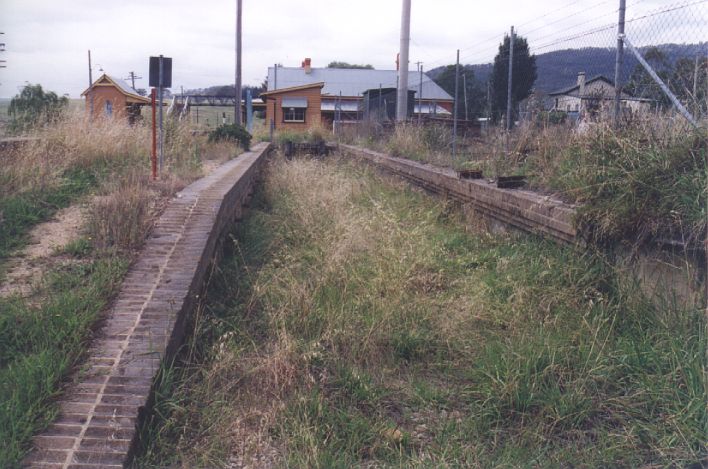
424 0 708 127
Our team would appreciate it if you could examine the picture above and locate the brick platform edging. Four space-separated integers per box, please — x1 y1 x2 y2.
23 142 272 469
340 144 577 244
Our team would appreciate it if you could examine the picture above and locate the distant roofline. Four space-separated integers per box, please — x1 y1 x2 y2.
267 66 454 101
548 75 615 96
80 73 150 103
260 82 325 96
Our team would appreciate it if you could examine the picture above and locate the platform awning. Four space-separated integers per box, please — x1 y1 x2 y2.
281 97 308 108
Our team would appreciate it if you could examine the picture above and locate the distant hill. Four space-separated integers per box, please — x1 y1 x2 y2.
429 43 706 93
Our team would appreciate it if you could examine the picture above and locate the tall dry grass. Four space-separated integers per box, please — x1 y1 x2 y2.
0 109 249 467
86 171 152 252
1 110 243 255
139 154 706 467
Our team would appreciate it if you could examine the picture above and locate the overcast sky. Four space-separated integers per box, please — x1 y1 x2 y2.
0 0 697 98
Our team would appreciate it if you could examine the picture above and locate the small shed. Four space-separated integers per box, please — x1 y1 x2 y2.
361 88 415 121
81 74 151 123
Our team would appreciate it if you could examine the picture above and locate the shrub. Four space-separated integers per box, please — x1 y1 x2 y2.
534 121 707 246
8 84 68 134
208 123 251 150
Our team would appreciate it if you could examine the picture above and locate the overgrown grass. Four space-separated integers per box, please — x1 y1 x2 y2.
0 166 96 261
137 155 706 467
0 252 129 467
275 123 333 146
0 111 239 268
529 120 707 246
351 118 706 247
0 110 244 466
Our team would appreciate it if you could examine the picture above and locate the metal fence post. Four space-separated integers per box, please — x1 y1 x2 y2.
452 49 460 162
613 0 626 126
623 35 698 127
418 63 423 124
506 26 515 132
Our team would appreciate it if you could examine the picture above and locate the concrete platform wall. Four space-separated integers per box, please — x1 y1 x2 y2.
340 144 578 244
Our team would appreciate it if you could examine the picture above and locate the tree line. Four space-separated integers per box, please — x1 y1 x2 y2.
432 35 706 123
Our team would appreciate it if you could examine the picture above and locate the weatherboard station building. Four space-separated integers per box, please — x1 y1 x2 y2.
262 58 454 130
82 74 151 123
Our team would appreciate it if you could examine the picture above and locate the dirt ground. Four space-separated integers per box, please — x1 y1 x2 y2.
0 203 87 298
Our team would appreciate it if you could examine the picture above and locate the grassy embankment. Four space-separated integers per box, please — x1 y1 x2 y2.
346 118 707 249
138 155 706 467
0 111 240 467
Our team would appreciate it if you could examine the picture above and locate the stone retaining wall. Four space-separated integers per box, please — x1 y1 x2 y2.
340 144 577 244
23 142 271 469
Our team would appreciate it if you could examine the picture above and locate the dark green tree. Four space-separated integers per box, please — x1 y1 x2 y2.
433 65 485 119
490 34 537 123
669 56 706 116
8 84 68 133
327 61 374 69
625 47 671 109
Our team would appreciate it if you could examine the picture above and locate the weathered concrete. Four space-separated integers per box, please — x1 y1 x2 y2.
341 144 577 244
23 142 271 469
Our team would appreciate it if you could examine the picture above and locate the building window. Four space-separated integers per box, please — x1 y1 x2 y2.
105 100 113 117
283 107 305 122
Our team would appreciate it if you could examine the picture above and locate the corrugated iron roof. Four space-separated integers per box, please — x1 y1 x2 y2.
267 67 453 101
107 75 142 96
81 74 150 103
548 75 613 96
320 101 360 112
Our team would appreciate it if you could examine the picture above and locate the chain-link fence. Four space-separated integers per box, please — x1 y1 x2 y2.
411 0 707 133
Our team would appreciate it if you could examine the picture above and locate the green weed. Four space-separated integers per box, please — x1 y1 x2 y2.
0 256 128 467
137 155 706 467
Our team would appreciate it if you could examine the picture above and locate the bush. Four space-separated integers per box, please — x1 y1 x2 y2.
536 110 567 125
208 123 251 150
534 122 707 246
8 84 68 134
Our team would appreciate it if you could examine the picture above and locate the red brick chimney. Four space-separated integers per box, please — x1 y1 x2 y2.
302 58 312 74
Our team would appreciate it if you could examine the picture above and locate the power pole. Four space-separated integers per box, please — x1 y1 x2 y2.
124 71 142 91
396 0 411 122
415 61 423 124
0 33 6 71
235 0 243 126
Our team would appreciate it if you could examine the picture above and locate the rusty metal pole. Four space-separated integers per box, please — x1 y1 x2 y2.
151 88 157 180
158 55 164 174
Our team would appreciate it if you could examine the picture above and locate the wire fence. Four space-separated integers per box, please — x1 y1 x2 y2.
407 0 707 130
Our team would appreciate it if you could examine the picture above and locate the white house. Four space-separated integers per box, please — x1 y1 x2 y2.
549 72 651 117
